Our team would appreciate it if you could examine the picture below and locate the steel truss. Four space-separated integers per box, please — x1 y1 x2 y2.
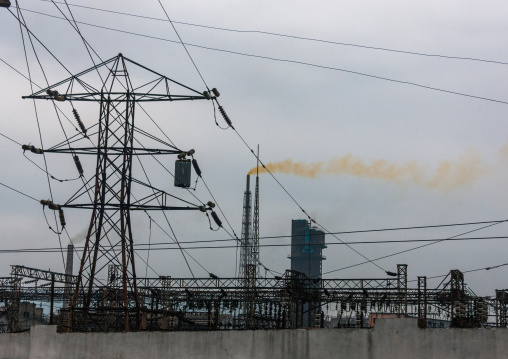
23 54 213 332
16 55 506 333
2 266 505 332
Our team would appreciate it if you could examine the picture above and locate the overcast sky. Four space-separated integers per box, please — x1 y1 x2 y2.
1 0 508 297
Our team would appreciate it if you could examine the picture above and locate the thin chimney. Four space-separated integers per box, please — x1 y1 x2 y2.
63 244 74 309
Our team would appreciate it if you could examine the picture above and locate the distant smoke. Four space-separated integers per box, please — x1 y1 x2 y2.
248 149 491 189
69 228 89 244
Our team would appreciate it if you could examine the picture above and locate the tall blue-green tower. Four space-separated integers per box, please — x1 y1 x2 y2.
289 220 326 279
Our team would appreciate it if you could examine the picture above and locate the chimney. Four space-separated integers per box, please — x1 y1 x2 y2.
65 244 74 276
63 244 74 309
239 175 252 279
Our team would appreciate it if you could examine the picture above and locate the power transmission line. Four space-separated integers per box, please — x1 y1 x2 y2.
2 235 508 254
409 261 508 283
0 163 502 243
12 4 66 267
0 181 39 202
0 131 21 146
13 7 508 106
7 4 223 278
155 0 209 90
322 219 508 276
0 33 232 279
3 167 504 251
34 0 508 66
137 235 508 247
6 3 508 281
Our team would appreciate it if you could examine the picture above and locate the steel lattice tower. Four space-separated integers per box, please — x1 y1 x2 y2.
239 149 261 328
24 54 209 331
239 148 261 282
251 146 260 278
239 175 252 281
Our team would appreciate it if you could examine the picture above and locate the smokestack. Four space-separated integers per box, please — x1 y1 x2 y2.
244 174 251 243
63 244 74 309
65 244 74 276
243 174 251 245
251 145 260 278
239 175 252 279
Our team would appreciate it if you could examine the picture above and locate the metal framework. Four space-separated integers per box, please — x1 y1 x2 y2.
13 55 506 334
1 266 503 332
23 54 211 332
397 264 408 316
496 289 507 328
239 175 252 281
449 269 468 327
251 148 260 278
417 276 427 328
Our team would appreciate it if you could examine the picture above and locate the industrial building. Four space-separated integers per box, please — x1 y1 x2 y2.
289 220 326 280
0 302 45 333
288 219 326 327
0 55 506 335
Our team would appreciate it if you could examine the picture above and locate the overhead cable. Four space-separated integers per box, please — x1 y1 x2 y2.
0 181 39 201
13 3 66 267
35 1 508 66
408 262 508 283
0 130 22 146
229 126 387 274
5 235 508 253
155 0 209 90
13 7 508 106
322 219 508 276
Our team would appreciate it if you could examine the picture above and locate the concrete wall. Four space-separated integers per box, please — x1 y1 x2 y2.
0 331 30 359
1 319 507 359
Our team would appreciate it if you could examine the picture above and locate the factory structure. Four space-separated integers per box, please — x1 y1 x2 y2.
1 3 508 358
288 220 326 327
289 220 326 280
0 54 506 335
1 170 504 332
